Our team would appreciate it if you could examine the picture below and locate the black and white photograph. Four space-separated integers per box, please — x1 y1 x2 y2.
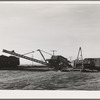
0 1 100 92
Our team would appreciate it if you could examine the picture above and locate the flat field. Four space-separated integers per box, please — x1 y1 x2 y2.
0 70 100 90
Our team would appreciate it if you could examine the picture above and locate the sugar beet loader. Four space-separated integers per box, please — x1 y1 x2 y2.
2 49 72 71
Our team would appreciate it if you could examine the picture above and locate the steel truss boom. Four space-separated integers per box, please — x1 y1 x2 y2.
2 49 47 65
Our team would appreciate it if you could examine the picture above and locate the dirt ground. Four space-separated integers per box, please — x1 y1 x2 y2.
0 70 100 90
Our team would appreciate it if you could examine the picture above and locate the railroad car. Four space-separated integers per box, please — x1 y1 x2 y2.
0 55 20 69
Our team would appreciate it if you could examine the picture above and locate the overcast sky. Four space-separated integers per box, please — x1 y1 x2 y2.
0 2 100 64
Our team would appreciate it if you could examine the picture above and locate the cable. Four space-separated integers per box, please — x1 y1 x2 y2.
23 51 34 55
40 50 53 56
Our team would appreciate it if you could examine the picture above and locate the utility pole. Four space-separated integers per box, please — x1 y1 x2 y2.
32 53 34 66
69 56 72 62
51 50 57 55
23 51 34 66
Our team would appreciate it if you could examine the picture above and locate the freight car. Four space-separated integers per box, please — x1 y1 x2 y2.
47 55 72 71
0 55 20 69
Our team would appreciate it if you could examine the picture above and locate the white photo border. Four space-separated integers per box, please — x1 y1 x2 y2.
0 1 100 99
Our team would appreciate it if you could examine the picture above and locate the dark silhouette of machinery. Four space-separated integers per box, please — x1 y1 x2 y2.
47 55 71 71
37 49 71 71
74 47 84 70
2 49 71 71
83 58 100 71
74 47 100 71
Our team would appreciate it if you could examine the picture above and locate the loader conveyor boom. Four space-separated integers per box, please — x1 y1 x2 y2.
2 49 47 65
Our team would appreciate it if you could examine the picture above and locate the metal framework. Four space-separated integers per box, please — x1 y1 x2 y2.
3 49 48 65
75 47 84 70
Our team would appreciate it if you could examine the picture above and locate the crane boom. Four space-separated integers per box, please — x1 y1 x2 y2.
37 49 47 62
75 47 84 70
2 49 47 65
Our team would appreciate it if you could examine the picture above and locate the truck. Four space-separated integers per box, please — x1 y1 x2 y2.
74 58 100 71
83 58 100 71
